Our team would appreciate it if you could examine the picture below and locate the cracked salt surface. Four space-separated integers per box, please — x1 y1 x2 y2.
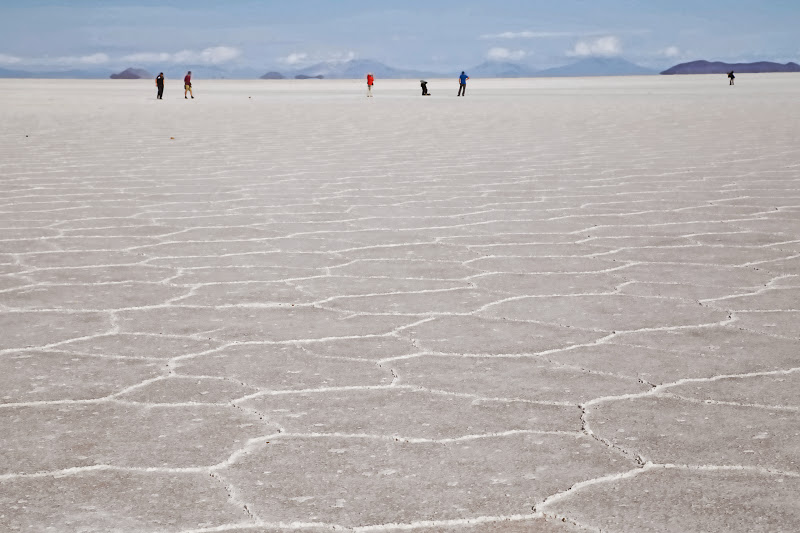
1 76 800 532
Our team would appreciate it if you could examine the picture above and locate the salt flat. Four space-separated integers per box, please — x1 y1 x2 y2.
1 75 799 532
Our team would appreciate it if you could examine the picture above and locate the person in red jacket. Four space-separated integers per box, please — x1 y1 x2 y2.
184 71 194 99
366 73 374 97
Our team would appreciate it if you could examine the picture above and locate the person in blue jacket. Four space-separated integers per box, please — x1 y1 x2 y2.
458 71 469 96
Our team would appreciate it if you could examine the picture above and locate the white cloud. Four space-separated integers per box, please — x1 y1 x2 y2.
278 50 355 67
481 31 582 40
487 47 526 61
0 53 110 67
567 36 622 57
280 52 308 65
329 51 356 63
121 46 241 65
199 46 241 64
660 46 681 58
50 53 110 66
0 53 22 65
75 53 110 65
170 50 196 64
480 29 650 40
122 52 173 63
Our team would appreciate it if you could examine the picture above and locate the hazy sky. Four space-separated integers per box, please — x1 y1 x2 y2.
1 0 798 71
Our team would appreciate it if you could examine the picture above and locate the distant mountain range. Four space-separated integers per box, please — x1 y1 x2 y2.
534 57 655 77
661 60 800 75
0 65 249 80
0 67 108 79
258 57 656 80
260 72 325 80
468 61 541 78
0 57 656 80
4 57 800 80
291 59 441 80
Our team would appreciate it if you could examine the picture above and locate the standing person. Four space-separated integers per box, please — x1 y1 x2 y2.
458 71 469 96
366 72 374 97
155 72 164 99
727 71 735 85
420 80 430 96
184 71 194 99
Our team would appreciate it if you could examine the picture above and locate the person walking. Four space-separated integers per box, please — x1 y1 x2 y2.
420 80 430 96
155 72 164 99
184 71 194 99
366 72 374 97
727 71 735 85
458 71 469 96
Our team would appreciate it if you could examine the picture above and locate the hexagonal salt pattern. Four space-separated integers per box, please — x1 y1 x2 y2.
2 77 800 532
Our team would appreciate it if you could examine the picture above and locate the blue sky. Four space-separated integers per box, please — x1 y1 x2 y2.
0 0 798 72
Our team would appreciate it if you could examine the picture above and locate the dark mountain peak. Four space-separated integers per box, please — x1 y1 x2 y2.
260 71 286 79
110 67 152 79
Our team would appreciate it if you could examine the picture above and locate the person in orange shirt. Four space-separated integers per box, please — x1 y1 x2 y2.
366 73 374 97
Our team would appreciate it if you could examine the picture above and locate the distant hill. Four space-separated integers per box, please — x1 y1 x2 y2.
662 60 800 75
468 61 539 78
110 67 152 79
0 67 35 78
534 57 654 77
0 67 104 79
260 71 286 79
294 74 324 79
0 65 245 80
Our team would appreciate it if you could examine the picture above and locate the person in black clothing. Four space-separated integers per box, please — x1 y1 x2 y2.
155 72 165 99
420 80 430 96
727 71 735 85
